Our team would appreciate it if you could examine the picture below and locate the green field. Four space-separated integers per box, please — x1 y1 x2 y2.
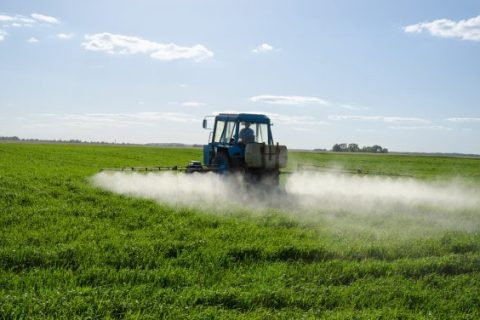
1 143 480 319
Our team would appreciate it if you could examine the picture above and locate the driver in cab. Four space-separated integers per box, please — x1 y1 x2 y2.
239 122 255 144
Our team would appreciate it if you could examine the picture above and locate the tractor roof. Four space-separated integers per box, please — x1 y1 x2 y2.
216 113 271 123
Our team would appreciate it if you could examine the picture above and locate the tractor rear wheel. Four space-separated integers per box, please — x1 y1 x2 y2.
259 171 280 187
245 170 280 188
213 151 230 173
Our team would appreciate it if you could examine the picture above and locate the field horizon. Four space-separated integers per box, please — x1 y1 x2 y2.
3 138 480 160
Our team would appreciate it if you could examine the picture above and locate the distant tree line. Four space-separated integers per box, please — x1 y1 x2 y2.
332 143 388 153
0 136 20 141
0 136 203 148
0 136 105 144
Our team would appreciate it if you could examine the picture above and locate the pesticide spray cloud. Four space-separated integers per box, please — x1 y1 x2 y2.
285 172 480 211
93 171 251 209
92 171 480 235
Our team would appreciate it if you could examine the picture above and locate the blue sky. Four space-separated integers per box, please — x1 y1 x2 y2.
1 0 479 153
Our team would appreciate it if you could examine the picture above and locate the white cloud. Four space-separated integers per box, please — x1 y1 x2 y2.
329 115 430 124
82 33 213 62
404 15 480 41
252 43 274 53
1 13 59 30
182 101 206 107
389 125 452 131
250 95 328 105
0 15 15 22
446 117 480 123
266 112 327 126
28 112 200 128
292 127 314 132
356 129 375 133
0 14 35 27
31 13 60 24
57 33 74 39
79 112 198 123
212 110 326 126
0 29 6 41
150 44 213 61
27 37 39 43
339 104 369 111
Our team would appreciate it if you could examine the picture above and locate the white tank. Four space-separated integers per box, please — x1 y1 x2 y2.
245 143 288 169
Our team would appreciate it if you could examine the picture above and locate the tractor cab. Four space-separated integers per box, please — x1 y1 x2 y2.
203 114 273 169
208 113 273 145
203 113 286 175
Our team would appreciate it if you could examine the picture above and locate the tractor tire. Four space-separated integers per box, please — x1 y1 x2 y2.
213 151 230 173
245 170 280 188
259 171 280 188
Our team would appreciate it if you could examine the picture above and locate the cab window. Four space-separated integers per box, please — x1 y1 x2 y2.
255 123 269 144
213 121 225 142
238 122 270 144
214 120 237 144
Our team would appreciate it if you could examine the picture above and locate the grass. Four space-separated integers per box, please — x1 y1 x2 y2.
289 151 480 180
1 143 479 319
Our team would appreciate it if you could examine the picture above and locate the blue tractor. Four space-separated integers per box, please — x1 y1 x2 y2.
187 113 288 184
102 113 287 186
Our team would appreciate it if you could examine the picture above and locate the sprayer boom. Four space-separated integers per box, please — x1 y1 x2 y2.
101 166 181 172
100 161 218 174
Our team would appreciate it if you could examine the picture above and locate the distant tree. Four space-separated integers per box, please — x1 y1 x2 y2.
0 136 19 141
332 143 388 153
339 143 348 152
348 143 360 152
